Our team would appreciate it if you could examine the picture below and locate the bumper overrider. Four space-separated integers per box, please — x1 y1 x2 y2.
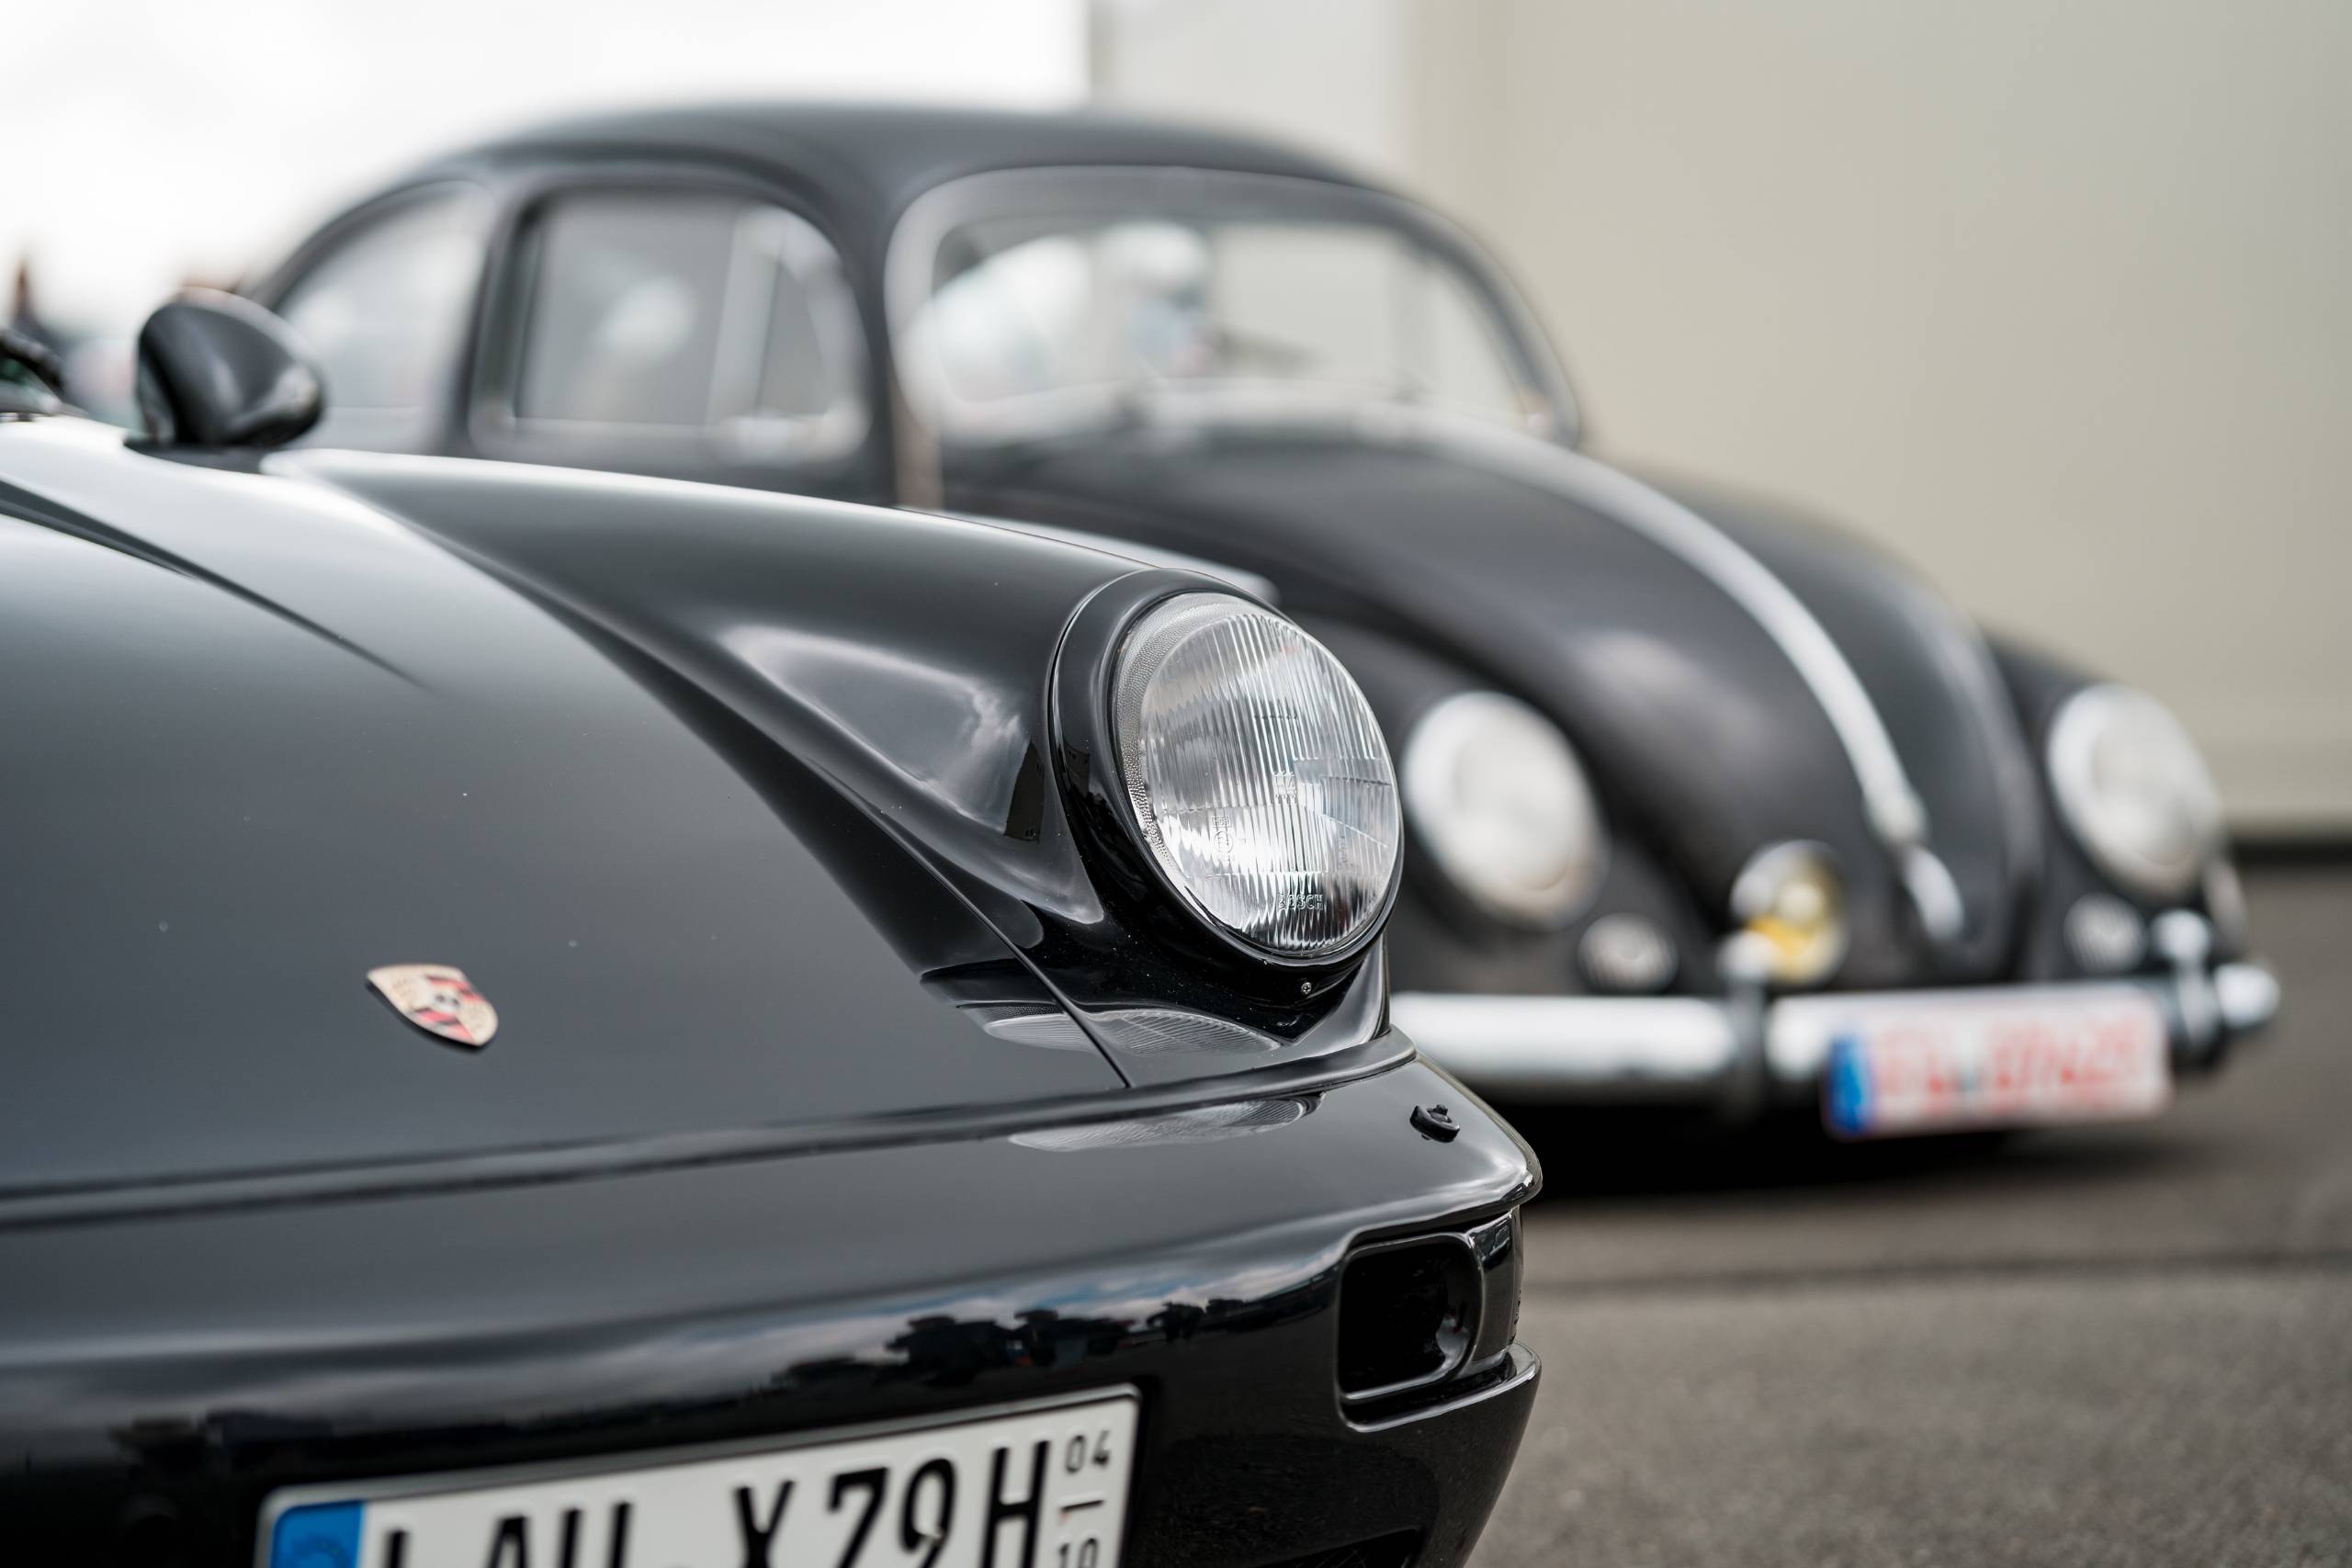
0 1053 1538 1568
1394 954 2279 1115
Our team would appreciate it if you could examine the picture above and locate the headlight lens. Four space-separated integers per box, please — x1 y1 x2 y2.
1401 691 1606 927
2047 684 2222 899
1730 840 1849 987
1112 592 1400 958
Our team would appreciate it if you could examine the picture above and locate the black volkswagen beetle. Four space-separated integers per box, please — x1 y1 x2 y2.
244 103 2277 1139
0 308 1538 1564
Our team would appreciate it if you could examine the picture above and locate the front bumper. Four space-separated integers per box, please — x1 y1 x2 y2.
1394 959 2279 1111
0 1054 1537 1568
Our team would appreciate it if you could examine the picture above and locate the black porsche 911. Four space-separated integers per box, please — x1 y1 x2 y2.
0 306 1535 1565
243 102 2278 1141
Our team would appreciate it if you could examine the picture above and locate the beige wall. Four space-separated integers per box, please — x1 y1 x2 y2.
1094 0 2352 832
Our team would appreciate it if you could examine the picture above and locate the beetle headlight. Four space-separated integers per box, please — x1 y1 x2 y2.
1112 593 1400 958
2047 684 2222 900
1402 691 1606 927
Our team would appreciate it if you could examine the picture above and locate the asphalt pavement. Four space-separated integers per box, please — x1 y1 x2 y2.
1476 862 2352 1567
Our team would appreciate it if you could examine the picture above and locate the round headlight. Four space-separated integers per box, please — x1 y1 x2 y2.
1402 691 1605 927
1111 593 1400 959
2047 684 2222 899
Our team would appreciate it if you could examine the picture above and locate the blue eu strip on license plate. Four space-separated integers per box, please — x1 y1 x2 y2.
269 1500 364 1568
1823 1032 1872 1137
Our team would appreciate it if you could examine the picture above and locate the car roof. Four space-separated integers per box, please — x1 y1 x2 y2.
423 100 1385 233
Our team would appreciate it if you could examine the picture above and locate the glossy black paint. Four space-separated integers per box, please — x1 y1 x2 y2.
817 426 2049 996
0 1043 1538 1566
4 422 1087 1190
1644 470 2047 968
2 417 1424 1188
0 410 1538 1562
245 99 2240 1010
135 290 323 450
973 438 1911 932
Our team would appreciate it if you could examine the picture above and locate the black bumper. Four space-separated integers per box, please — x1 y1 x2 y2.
0 1054 1539 1566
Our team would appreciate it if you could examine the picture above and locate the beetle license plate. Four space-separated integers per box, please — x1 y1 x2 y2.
260 1391 1138 1568
1819 987 2170 1139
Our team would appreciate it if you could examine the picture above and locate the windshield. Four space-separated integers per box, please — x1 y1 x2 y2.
895 172 1564 444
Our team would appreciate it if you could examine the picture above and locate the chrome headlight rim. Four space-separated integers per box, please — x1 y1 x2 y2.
1401 689 1609 930
2046 682 2223 902
1057 576 1403 970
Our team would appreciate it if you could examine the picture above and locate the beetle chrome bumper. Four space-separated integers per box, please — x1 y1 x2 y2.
1393 960 2280 1108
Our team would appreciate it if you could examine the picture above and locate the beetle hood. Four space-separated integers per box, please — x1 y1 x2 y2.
0 423 1375 1199
962 426 2040 986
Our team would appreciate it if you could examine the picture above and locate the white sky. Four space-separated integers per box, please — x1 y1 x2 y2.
3 0 1087 337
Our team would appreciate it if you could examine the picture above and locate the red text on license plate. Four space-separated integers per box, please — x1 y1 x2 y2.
1824 989 2169 1137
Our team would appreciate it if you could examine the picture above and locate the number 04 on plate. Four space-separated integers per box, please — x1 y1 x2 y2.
260 1389 1139 1568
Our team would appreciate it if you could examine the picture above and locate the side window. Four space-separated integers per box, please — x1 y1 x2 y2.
1414 255 1536 426
508 189 866 459
276 191 487 444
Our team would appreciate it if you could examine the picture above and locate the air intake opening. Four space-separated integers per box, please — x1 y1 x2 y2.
1336 1237 1478 1401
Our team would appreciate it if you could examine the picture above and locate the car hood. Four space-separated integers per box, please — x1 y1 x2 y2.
0 423 1314 1197
962 425 2040 985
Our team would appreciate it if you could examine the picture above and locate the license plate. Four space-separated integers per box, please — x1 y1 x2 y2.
1819 987 2170 1139
260 1390 1138 1568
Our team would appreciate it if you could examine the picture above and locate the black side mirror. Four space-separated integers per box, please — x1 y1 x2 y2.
135 289 323 450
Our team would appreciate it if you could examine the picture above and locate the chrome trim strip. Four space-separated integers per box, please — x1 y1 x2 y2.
880 168 1973 908
1418 422 1932 856
1899 844 1968 944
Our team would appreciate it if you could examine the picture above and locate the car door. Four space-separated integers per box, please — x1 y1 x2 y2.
265 184 494 453
463 174 888 502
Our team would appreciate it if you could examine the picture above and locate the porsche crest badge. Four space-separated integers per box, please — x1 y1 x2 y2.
367 964 498 1048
